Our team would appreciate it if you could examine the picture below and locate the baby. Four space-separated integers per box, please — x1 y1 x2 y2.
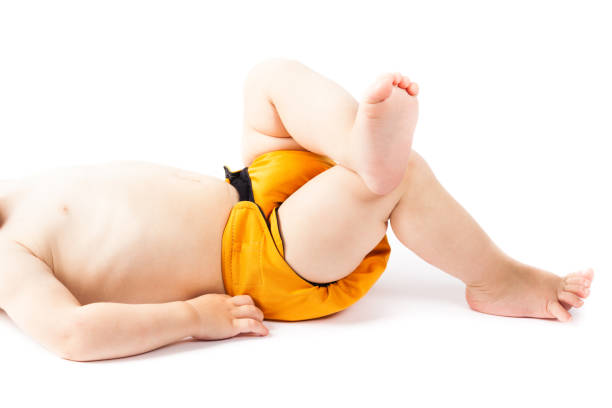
0 59 594 361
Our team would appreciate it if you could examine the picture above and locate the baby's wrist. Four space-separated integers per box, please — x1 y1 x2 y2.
181 300 201 338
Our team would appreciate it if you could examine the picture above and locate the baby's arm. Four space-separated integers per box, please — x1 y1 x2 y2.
0 239 267 361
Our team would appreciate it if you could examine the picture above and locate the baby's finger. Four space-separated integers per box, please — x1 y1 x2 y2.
558 291 584 308
233 318 269 336
230 295 255 306
547 300 572 322
232 304 264 321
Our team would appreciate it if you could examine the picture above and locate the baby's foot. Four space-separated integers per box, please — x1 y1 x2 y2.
465 267 594 322
347 73 419 195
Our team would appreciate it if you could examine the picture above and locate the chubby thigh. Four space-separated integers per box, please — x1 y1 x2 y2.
276 164 400 285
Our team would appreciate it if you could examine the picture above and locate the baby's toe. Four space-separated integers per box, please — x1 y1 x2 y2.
563 282 590 298
398 75 411 89
558 291 584 308
408 82 419 96
364 73 396 103
566 268 594 282
547 300 572 322
581 268 595 281
565 275 591 288
392 72 402 85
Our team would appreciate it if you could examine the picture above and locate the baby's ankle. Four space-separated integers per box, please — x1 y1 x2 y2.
462 256 522 290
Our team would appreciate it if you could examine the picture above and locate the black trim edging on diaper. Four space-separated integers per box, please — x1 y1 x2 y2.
224 166 254 202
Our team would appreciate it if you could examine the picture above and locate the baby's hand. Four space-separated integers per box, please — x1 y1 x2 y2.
185 294 268 340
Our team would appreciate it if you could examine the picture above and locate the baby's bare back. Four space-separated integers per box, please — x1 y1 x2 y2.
0 162 238 305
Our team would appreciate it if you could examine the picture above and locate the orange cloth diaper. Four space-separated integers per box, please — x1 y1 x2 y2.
221 150 391 321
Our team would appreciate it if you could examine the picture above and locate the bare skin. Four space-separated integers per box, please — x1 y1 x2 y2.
349 72 419 195
243 59 594 321
0 58 594 362
0 163 267 361
2 162 232 303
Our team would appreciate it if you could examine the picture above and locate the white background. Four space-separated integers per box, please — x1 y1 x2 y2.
0 1 610 407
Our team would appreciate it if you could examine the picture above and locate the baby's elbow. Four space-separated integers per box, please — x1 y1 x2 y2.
58 343 92 362
54 313 97 362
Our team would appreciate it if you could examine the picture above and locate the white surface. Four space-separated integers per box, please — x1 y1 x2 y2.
0 1 610 407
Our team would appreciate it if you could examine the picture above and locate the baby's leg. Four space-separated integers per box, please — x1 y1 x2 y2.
279 151 490 284
280 150 593 322
245 59 593 321
243 58 418 194
388 155 594 321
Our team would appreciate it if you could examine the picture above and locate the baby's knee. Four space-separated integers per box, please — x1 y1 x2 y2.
406 150 426 173
245 58 303 86
398 150 432 189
